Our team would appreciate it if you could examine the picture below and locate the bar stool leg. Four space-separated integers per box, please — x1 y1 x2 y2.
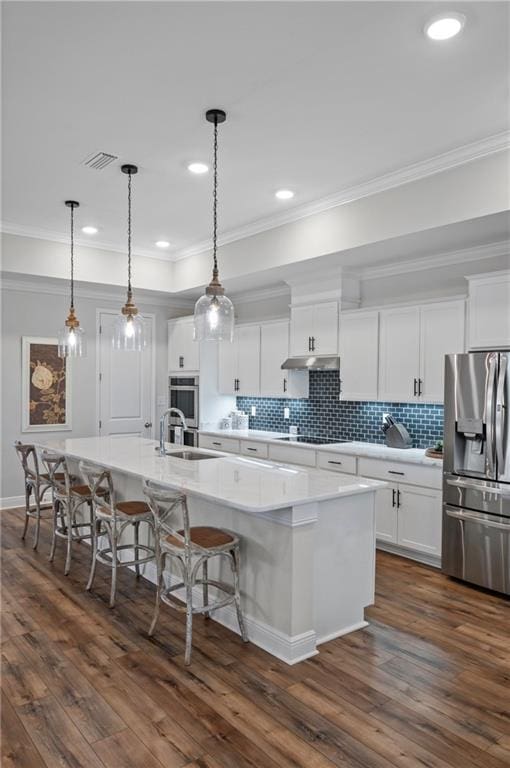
21 485 31 541
134 521 140 578
184 571 193 666
86 520 99 592
202 560 209 619
49 499 59 563
33 492 42 550
232 548 248 642
64 500 73 576
149 551 164 637
110 525 118 608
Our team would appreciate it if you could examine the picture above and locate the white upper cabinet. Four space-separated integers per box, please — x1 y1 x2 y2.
467 271 510 350
378 300 465 403
379 306 420 402
168 317 199 372
290 302 338 356
260 321 308 399
419 300 465 402
339 310 379 401
218 325 261 396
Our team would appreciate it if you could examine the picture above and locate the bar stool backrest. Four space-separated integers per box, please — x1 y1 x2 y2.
79 461 115 514
14 441 41 486
40 450 71 495
143 480 190 549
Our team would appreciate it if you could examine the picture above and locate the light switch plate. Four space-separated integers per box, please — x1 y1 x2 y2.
284 407 290 420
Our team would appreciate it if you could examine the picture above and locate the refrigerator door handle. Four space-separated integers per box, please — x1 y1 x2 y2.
486 353 498 478
496 354 507 471
446 477 510 497
445 506 510 531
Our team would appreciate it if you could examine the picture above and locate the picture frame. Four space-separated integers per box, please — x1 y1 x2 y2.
21 336 72 432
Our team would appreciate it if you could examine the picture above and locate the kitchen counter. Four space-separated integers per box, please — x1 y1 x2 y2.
35 435 384 664
200 429 443 466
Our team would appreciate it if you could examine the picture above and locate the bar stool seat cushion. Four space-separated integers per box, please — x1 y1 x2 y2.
165 526 234 550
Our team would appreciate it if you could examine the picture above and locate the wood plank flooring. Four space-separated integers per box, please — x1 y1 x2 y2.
1 507 509 768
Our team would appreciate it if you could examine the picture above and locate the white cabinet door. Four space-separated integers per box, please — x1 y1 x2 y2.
339 311 379 400
419 301 465 403
168 318 199 372
375 484 398 543
237 325 261 396
313 302 338 355
379 306 420 401
218 332 238 395
290 305 314 356
468 273 510 350
397 486 442 556
260 321 288 397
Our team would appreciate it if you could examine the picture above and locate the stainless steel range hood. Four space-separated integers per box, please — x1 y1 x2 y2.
281 355 340 371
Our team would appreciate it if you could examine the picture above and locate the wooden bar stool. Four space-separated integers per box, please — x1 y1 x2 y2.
143 479 248 665
80 461 155 608
40 450 107 576
14 441 59 550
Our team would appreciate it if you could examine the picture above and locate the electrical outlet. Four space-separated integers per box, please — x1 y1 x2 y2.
284 407 290 420
251 406 256 417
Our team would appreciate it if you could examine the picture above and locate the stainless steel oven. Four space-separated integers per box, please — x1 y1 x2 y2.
169 375 199 429
169 426 199 447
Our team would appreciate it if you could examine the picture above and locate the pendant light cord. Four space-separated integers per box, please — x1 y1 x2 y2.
212 117 218 278
70 203 75 310
127 170 132 296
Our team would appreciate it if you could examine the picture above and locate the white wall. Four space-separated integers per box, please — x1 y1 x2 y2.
1 280 187 500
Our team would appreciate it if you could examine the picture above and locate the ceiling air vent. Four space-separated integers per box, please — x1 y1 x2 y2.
81 151 118 170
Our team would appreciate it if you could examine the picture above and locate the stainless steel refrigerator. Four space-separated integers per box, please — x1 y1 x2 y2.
442 351 510 594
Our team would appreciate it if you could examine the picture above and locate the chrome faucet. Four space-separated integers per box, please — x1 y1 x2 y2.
159 408 187 455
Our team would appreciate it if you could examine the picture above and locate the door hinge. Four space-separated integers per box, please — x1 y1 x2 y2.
99 372 102 381
98 420 102 430
99 324 102 334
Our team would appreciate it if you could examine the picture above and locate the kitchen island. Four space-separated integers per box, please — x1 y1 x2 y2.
36 436 385 664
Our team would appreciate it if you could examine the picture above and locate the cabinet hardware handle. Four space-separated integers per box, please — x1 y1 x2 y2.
388 470 405 475
413 378 418 396
397 489 401 508
312 336 316 352
283 379 287 393
418 378 423 396
308 336 312 352
212 441 221 446
246 447 257 452
179 356 184 368
392 488 396 507
328 460 343 466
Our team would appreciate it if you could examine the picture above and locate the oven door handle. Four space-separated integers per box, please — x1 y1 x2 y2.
445 506 510 531
446 477 510 497
169 385 199 391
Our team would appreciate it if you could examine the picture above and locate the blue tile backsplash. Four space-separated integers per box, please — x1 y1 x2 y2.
237 371 443 449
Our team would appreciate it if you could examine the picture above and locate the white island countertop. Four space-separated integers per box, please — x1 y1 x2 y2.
36 436 385 514
200 429 443 467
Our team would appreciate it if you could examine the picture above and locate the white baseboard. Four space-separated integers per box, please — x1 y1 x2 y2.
0 495 26 510
140 561 318 665
317 620 369 646
377 541 441 569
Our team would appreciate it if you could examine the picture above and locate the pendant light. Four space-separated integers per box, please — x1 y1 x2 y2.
58 201 86 358
193 109 234 342
113 164 146 351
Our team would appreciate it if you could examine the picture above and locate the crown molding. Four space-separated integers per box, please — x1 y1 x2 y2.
229 284 290 303
0 274 195 309
172 131 510 261
362 241 510 280
0 222 176 263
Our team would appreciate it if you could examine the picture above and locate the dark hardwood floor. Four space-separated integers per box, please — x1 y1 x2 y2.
1 506 509 768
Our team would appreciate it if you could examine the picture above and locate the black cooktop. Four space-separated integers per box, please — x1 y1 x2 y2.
276 435 350 445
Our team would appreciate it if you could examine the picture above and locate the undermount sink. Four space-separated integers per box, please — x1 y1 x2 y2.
165 450 219 461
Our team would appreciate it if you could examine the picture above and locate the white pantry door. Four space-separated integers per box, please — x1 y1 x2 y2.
98 311 155 438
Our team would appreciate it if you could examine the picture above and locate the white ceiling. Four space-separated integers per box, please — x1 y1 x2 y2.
2 1 509 261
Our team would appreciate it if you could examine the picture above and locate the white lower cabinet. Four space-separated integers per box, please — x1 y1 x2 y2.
375 484 399 543
199 434 240 453
397 485 442 556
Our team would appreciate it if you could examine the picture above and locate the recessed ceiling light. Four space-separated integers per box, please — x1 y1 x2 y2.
425 12 465 40
81 226 98 234
275 189 294 200
155 240 170 248
188 162 209 174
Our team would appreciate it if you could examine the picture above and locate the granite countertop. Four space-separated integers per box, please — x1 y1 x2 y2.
200 429 443 467
34 436 385 514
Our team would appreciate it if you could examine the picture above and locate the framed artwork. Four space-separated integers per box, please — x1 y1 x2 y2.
21 337 72 432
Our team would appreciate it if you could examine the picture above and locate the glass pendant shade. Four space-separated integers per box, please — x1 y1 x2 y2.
112 310 146 352
58 323 86 358
194 291 234 342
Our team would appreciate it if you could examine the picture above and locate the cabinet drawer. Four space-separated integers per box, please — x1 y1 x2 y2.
358 457 442 489
268 444 316 467
240 440 269 459
199 435 240 453
317 452 357 475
